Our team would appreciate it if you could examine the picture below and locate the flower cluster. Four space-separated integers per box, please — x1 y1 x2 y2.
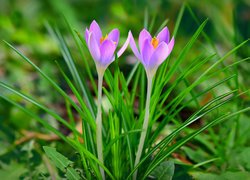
84 20 174 180
85 20 174 74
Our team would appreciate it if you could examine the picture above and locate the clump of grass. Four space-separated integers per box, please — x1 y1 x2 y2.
1 4 249 180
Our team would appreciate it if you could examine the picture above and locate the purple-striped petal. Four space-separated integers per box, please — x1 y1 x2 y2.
149 42 169 68
117 31 130 58
157 27 170 43
85 28 89 44
141 39 154 68
139 29 152 52
129 31 141 60
108 29 119 46
89 20 102 43
88 32 100 62
100 39 116 66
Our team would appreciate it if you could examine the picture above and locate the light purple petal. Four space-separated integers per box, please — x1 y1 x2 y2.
100 39 116 66
89 20 102 43
129 31 141 60
88 32 100 62
139 29 152 52
141 39 154 68
149 42 169 68
85 28 89 44
108 29 119 46
117 31 130 58
168 37 175 52
157 27 170 43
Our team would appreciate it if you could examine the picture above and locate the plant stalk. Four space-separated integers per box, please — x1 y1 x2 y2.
133 72 154 180
96 68 105 180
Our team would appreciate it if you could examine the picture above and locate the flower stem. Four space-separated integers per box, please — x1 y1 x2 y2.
96 69 105 180
133 72 154 180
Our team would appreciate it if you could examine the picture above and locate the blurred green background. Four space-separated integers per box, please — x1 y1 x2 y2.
0 0 249 179
1 0 249 86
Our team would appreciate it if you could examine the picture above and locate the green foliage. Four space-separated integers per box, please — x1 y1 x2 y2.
150 161 175 180
0 161 27 179
43 146 81 180
191 171 250 180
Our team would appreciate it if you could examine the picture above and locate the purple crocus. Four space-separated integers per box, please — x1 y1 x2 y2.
85 20 129 69
84 20 130 179
131 26 174 179
129 27 174 74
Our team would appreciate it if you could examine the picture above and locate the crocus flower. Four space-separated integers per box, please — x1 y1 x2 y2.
129 27 174 75
130 27 174 180
84 20 130 180
85 20 129 70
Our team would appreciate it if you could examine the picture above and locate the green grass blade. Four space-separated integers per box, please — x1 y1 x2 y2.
45 24 95 117
162 19 208 85
154 40 248 138
143 107 250 178
126 90 237 179
173 3 186 37
63 16 97 95
127 61 140 86
149 75 236 144
56 62 95 129
0 82 80 136
56 62 96 156
0 95 75 148
54 27 95 117
3 41 88 128
70 140 116 180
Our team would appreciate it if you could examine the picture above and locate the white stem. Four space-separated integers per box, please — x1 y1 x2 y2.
96 68 105 180
133 72 154 180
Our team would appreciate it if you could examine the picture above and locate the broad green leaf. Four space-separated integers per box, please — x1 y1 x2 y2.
43 146 73 171
66 167 83 180
43 146 81 180
69 140 115 180
149 161 175 180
